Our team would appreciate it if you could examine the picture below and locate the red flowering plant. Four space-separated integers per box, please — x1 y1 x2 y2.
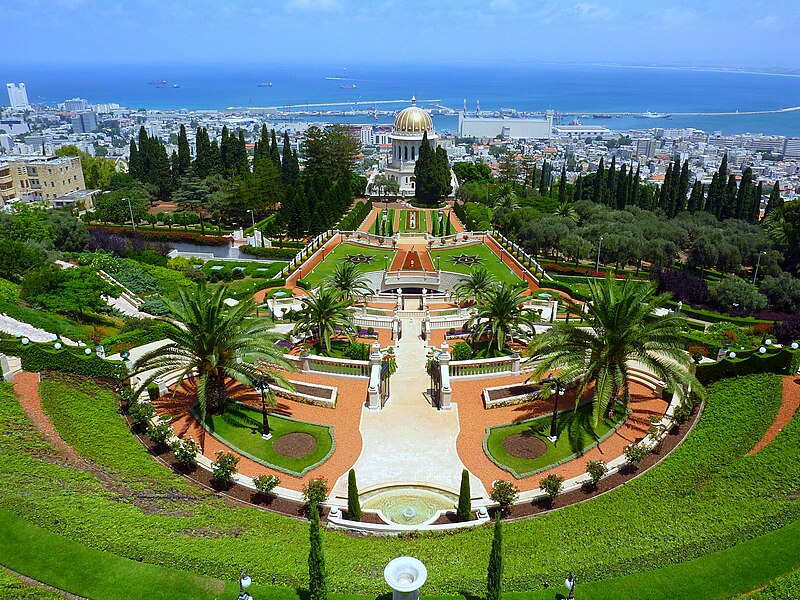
687 344 709 363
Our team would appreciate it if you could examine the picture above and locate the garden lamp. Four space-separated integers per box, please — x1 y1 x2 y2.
759 346 767 354
565 571 576 599
792 342 799 350
542 377 566 441
254 376 272 440
238 569 253 600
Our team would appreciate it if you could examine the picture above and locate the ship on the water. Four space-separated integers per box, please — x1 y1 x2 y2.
636 111 670 119
258 82 273 87
592 114 612 119
148 80 167 85
340 83 357 89
156 83 180 88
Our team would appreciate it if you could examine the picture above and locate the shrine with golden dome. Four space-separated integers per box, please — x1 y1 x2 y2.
385 96 440 196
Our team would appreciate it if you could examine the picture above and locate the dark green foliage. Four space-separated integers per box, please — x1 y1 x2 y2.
414 132 451 204
303 477 329 506
489 480 518 514
695 348 795 384
765 180 782 218
452 341 473 361
210 451 239 485
240 246 297 260
146 421 172 448
338 200 372 231
347 469 361 521
586 459 608 485
0 339 127 380
308 503 327 600
345 342 369 361
487 514 503 600
457 469 471 522
624 443 650 464
539 473 564 500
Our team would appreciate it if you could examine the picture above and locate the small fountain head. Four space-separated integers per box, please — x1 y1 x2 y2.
384 557 427 600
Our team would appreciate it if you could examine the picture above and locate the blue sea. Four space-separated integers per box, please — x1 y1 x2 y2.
3 62 800 136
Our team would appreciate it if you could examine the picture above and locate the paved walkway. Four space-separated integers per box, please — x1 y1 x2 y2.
333 317 488 499
749 375 800 455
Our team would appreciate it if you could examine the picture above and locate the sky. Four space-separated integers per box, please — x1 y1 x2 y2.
1 0 799 69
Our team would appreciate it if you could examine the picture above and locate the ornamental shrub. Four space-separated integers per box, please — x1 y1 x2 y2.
456 468 471 522
624 444 650 465
345 342 369 361
211 451 239 485
231 268 245 280
448 327 456 335
453 341 473 361
303 477 329 506
539 473 564 500
128 399 155 428
171 437 200 466
0 339 127 380
253 474 280 496
490 480 518 514
585 460 608 486
147 383 160 401
366 327 375 335
347 469 361 521
146 420 172 448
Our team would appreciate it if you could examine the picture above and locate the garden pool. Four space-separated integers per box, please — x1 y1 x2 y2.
360 486 457 525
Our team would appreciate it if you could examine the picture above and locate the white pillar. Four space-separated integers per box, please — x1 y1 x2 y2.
0 354 14 382
438 342 452 410
367 342 383 410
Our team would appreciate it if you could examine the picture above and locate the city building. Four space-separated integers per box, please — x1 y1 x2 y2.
5 83 29 109
64 98 89 112
457 110 553 140
71 111 98 133
0 155 86 205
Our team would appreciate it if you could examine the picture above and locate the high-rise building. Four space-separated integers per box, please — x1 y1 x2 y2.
71 111 98 134
783 138 800 158
64 98 89 112
6 83 29 109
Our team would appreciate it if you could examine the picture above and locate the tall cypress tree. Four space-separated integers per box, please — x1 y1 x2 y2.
593 158 605 203
270 129 281 168
347 469 361 521
177 124 191 176
574 174 583 202
658 161 672 212
128 139 140 180
414 131 438 204
764 180 782 218
751 181 764 223
735 166 753 220
281 131 294 185
605 156 616 205
538 159 548 196
721 173 738 220
487 514 503 600
632 164 641 207
557 164 567 204
308 503 327 600
688 181 703 212
457 469 471 522
677 159 690 212
617 163 628 210
704 172 718 213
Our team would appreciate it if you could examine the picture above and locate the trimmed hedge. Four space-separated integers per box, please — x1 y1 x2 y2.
0 339 127 380
240 246 298 260
538 280 590 302
338 200 373 231
695 347 796 384
87 226 230 246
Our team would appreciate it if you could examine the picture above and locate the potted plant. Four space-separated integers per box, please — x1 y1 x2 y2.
687 344 708 364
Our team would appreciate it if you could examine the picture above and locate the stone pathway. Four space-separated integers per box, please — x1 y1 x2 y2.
333 317 488 499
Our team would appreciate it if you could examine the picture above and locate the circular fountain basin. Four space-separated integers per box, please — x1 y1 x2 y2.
361 486 457 525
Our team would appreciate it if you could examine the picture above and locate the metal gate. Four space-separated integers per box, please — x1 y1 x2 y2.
379 361 391 407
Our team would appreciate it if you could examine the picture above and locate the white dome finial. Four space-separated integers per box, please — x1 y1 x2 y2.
411 95 416 106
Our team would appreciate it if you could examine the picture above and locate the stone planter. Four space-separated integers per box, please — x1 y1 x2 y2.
384 557 427 600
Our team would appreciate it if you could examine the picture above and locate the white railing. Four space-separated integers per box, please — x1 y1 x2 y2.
303 353 371 378
280 229 334 279
449 354 521 378
354 315 393 328
489 231 552 282
383 271 441 286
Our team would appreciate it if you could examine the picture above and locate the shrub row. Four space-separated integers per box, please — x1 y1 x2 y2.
87 226 230 246
0 339 127 380
695 347 796 385
240 245 298 260
537 280 590 302
338 200 373 231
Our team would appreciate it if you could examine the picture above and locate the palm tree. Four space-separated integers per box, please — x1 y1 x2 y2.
453 266 497 306
293 287 357 353
527 275 703 425
132 285 292 417
468 286 535 354
555 200 579 224
325 263 373 302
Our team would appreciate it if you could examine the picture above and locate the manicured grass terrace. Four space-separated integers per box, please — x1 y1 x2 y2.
199 402 334 477
429 244 524 286
301 243 396 288
3 373 800 597
201 259 287 279
484 402 623 478
397 209 428 233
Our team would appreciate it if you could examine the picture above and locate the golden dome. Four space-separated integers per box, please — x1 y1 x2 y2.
394 97 434 134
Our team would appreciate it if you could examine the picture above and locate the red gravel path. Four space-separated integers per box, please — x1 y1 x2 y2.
749 375 800 455
452 373 667 491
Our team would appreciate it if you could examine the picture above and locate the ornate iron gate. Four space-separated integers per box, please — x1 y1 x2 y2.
429 359 441 409
379 361 391 407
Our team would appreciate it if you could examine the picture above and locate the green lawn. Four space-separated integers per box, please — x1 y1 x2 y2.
199 403 334 477
429 244 524 286
397 209 428 233
484 402 623 478
201 260 287 279
4 372 800 597
301 243 396 288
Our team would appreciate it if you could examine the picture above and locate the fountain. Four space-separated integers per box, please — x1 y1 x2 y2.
384 557 427 600
361 486 457 525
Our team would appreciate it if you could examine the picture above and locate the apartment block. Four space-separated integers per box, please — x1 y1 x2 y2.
0 155 85 205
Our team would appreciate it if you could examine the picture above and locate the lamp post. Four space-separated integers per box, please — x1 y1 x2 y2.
595 236 603 273
384 255 388 270
753 251 766 285
565 572 576 599
542 377 566 441
238 569 253 600
125 197 137 231
254 377 272 440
